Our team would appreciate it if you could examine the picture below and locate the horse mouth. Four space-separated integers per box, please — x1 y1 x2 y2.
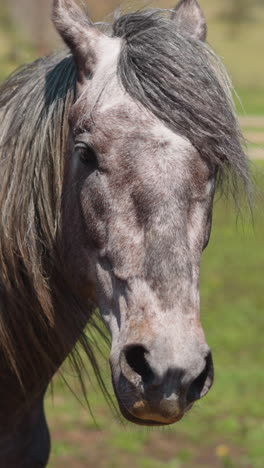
116 396 184 426
112 379 185 425
111 368 186 426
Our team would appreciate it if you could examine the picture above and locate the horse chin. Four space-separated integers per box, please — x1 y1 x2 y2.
111 376 185 426
117 396 184 426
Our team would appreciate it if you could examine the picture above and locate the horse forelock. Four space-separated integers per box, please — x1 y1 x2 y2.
111 9 251 205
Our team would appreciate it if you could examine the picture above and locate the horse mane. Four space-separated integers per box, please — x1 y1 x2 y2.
0 7 251 404
0 52 111 404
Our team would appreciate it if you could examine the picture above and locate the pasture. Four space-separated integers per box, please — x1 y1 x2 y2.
0 1 263 467
44 160 264 468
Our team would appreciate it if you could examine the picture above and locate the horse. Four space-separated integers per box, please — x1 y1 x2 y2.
0 0 250 466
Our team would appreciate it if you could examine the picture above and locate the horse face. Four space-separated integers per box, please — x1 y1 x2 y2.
61 53 214 426
55 0 215 425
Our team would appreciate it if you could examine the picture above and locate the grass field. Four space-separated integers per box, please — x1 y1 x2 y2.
44 163 264 468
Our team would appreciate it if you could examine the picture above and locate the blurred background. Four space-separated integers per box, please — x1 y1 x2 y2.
1 1 264 467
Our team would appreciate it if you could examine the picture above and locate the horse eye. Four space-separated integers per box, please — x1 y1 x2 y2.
75 142 98 168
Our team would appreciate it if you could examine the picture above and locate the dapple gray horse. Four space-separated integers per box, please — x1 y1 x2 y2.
0 0 250 466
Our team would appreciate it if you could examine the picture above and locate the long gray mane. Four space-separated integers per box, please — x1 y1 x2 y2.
0 53 110 401
0 8 250 401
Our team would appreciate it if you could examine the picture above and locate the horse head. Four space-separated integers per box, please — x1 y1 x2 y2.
52 0 246 425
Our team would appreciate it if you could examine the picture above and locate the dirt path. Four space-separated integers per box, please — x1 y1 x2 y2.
240 116 264 128
239 116 264 159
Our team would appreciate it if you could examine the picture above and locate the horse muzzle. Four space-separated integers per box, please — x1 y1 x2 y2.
110 342 214 426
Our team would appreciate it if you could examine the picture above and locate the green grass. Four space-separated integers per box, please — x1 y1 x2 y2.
45 162 264 468
235 88 264 116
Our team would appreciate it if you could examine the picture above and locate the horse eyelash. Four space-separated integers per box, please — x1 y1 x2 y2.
75 142 98 166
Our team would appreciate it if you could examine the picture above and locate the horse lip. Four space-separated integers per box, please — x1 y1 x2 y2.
111 363 185 426
117 395 184 426
114 384 185 426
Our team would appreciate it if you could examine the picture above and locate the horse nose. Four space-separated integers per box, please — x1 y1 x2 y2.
124 345 155 384
186 350 214 404
120 344 214 421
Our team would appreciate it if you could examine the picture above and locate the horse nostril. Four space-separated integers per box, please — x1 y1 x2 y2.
124 345 154 384
187 351 214 404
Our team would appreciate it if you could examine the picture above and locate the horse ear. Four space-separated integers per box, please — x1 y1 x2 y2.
171 0 207 42
52 0 102 80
